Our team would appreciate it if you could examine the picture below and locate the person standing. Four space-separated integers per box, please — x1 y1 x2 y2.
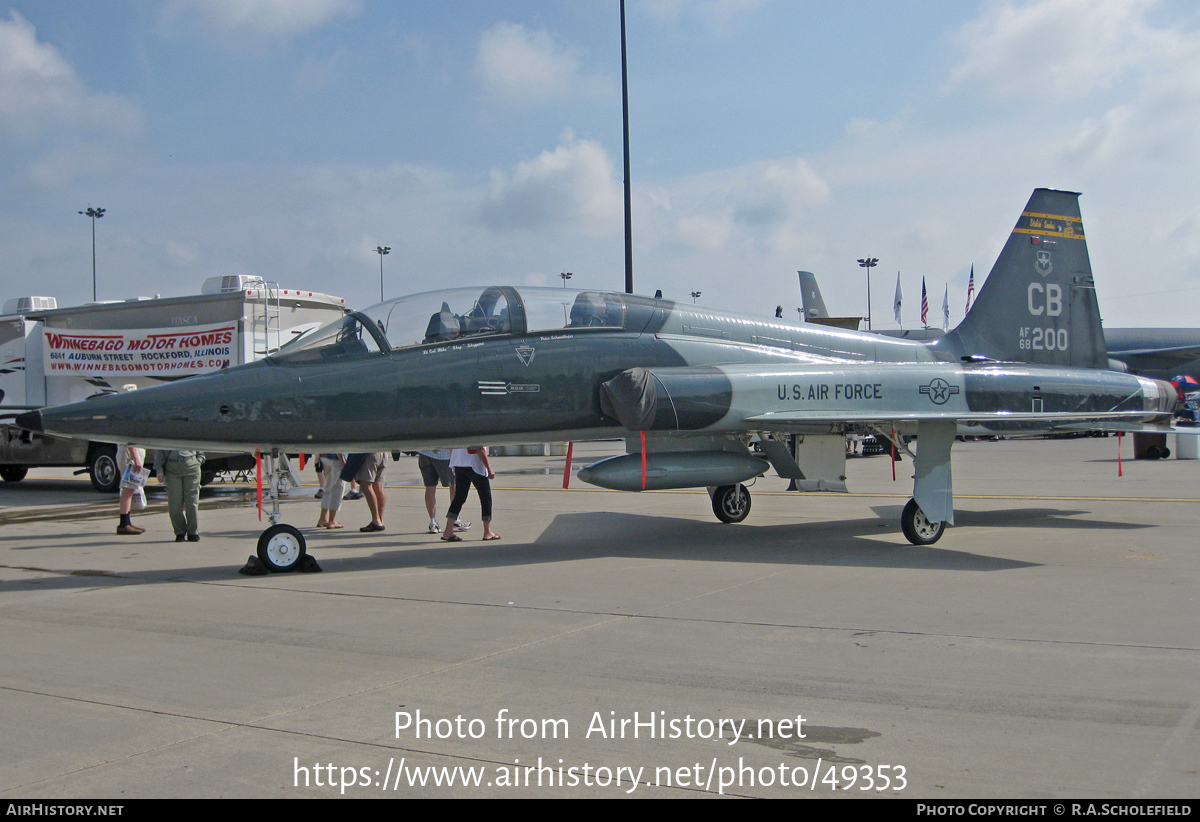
116 443 147 535
441 447 498 542
152 449 203 542
115 384 146 535
357 452 387 532
417 449 470 534
316 453 346 529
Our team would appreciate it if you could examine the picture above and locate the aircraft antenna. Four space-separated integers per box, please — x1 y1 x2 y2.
621 0 634 294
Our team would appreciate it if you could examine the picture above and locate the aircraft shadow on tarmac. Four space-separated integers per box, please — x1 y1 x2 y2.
0 502 1155 592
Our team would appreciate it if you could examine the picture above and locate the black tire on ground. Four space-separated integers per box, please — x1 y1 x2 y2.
256 524 307 572
88 446 120 493
900 498 945 546
711 484 752 524
0 465 28 483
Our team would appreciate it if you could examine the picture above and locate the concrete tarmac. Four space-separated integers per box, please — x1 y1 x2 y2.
0 437 1197 798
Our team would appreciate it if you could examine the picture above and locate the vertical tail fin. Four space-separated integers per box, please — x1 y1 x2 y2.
936 188 1108 368
798 271 830 320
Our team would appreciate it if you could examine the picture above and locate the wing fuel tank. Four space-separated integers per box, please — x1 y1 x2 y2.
577 451 769 492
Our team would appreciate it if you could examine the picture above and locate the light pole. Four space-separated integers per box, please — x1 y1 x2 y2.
857 257 878 330
79 206 105 301
560 271 573 288
690 291 701 304
375 246 390 302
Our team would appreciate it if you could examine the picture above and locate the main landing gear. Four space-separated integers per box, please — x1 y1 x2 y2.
900 498 945 546
711 483 752 524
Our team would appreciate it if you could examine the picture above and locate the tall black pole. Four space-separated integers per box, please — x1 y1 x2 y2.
91 217 97 302
79 206 104 301
620 0 633 295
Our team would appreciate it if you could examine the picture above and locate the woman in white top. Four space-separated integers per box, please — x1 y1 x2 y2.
441 447 498 541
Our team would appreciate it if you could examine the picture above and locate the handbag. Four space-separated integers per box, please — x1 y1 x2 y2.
131 486 147 511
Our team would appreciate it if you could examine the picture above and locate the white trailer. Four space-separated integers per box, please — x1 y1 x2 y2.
0 276 347 490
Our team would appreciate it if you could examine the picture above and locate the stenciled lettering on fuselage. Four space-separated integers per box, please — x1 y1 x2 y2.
776 383 883 402
479 380 540 396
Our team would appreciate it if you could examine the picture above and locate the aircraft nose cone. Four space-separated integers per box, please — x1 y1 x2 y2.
15 410 42 432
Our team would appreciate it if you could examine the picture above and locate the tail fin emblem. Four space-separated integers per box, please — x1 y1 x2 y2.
1035 250 1053 276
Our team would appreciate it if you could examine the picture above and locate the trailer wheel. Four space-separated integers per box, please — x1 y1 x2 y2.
257 524 307 572
0 466 28 483
88 446 120 493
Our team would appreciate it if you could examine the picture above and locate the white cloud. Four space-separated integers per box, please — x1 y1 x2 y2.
949 0 1168 100
163 0 360 40
476 22 584 105
0 12 141 139
0 12 142 184
480 137 623 236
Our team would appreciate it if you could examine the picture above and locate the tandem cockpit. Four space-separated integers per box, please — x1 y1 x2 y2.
269 286 633 363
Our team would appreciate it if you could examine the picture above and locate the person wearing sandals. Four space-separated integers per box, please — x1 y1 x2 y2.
441 447 499 542
316 453 346 529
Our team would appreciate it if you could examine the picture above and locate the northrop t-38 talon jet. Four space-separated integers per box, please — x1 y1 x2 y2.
17 189 1178 570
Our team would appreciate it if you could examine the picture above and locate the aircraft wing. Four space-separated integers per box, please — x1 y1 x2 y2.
742 409 1173 427
1111 345 1200 372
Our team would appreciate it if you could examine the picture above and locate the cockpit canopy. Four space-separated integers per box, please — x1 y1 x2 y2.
270 286 630 363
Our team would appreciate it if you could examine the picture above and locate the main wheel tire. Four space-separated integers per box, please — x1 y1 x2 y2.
901 498 945 546
0 465 28 483
200 469 216 486
257 524 307 572
88 447 120 493
712 484 752 524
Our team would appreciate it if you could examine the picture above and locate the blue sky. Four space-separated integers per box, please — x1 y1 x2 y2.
3 0 1199 327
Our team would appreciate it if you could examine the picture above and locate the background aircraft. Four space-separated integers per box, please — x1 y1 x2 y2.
18 190 1176 571
799 272 1200 379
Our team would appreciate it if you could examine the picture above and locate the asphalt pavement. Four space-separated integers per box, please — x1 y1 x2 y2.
0 437 1197 798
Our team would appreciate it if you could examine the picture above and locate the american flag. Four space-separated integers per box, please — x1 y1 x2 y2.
920 277 928 326
965 265 975 313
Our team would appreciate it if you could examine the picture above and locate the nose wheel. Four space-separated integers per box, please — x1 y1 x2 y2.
711 484 752 523
257 524 307 572
900 498 945 545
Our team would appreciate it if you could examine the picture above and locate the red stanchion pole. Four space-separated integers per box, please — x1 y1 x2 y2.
562 441 573 489
256 450 263 521
640 431 647 491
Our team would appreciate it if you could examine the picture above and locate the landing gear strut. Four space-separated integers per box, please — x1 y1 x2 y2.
900 498 945 546
711 483 752 523
255 450 308 572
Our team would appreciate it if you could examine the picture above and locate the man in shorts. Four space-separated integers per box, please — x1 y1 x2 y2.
418 450 470 534
357 452 388 532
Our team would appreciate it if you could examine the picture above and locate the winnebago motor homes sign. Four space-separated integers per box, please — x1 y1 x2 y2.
43 323 236 376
